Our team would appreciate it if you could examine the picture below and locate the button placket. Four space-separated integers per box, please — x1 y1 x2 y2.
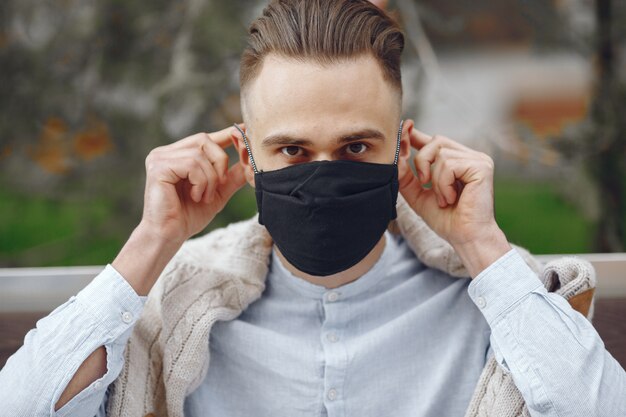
326 291 340 302
327 388 338 401
121 311 133 324
321 291 346 412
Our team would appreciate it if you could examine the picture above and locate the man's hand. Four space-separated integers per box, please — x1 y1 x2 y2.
140 126 247 247
398 129 512 278
112 125 247 296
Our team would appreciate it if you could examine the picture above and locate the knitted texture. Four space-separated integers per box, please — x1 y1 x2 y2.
106 218 273 417
106 194 596 417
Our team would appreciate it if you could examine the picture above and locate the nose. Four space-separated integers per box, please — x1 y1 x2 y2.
311 153 335 162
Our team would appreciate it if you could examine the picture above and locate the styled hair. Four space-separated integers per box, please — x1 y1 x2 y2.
239 0 405 94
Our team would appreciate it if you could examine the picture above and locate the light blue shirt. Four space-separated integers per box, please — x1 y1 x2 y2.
1 231 625 416
185 231 491 416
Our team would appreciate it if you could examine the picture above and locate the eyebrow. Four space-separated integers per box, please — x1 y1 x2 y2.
261 129 386 148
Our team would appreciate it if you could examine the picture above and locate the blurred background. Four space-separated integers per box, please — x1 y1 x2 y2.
1 0 625 267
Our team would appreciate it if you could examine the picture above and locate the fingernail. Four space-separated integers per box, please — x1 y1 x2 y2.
417 170 424 183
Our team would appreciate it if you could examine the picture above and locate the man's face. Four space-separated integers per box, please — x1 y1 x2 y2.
235 53 411 184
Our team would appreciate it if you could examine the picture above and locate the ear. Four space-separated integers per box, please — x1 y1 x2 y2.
230 124 256 188
398 119 414 164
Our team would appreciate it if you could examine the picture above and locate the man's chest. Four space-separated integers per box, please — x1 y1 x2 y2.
185 270 491 417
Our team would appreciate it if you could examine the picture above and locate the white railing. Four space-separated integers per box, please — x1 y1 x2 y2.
0 253 625 312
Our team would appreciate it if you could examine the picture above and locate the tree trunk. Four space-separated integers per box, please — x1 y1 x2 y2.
587 0 626 252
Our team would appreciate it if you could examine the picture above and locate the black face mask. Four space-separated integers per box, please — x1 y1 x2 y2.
233 121 403 277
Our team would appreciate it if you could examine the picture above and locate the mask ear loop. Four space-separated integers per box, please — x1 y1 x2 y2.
394 119 404 166
233 123 259 174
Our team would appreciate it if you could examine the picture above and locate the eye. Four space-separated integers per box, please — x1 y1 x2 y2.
346 143 367 154
281 146 302 156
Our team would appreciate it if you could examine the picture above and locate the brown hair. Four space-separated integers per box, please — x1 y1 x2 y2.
240 0 405 93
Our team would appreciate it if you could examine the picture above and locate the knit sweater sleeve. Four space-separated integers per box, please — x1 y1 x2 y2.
0 264 147 417
467 248 626 416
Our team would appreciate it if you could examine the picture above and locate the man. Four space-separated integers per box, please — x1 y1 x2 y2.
1 0 624 416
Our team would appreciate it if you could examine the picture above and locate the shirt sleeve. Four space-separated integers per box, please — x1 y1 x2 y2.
467 248 626 417
0 264 148 417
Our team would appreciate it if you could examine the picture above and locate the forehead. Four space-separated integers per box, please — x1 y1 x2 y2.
243 53 400 138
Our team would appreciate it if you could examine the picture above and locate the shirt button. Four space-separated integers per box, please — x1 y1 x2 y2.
121 311 133 323
327 388 338 401
476 296 487 309
93 381 102 390
326 332 339 343
327 291 339 302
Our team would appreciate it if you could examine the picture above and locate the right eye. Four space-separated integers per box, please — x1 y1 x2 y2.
281 146 302 156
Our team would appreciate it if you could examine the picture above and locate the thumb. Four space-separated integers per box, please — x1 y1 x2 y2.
398 156 423 206
217 162 247 201
398 157 440 219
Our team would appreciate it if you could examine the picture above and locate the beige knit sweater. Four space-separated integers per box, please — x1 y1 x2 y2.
105 195 596 417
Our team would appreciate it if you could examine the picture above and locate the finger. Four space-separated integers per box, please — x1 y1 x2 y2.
398 155 436 215
201 161 220 204
183 150 219 204
200 138 229 183
162 149 219 204
432 153 486 207
156 155 210 203
160 132 231 183
412 137 439 185
207 125 241 149
429 162 447 208
216 162 247 203
432 148 470 205
399 157 440 218
398 156 421 202
188 152 218 205
410 129 471 152
164 126 241 153
413 136 468 185
163 132 212 151
409 128 433 150
431 157 459 207
410 147 432 188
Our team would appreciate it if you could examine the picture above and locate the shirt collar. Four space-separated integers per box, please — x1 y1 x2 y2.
268 231 395 300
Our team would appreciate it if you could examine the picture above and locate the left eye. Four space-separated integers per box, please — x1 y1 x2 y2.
346 143 367 154
281 146 301 156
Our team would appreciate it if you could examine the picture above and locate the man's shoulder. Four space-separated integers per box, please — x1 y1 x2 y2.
149 214 272 301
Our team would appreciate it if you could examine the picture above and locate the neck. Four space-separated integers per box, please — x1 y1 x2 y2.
274 233 387 289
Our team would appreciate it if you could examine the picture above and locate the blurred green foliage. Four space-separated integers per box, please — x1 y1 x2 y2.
0 188 122 266
0 185 257 267
493 180 592 253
